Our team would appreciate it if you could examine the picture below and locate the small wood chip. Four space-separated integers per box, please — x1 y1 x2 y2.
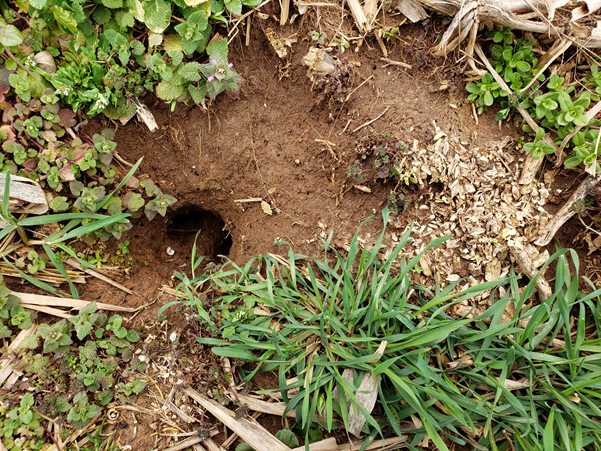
353 185 371 193
261 201 273 215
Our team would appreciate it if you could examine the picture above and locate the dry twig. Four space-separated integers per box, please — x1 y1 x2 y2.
352 106 391 133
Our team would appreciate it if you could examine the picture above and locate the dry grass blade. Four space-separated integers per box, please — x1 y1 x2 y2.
518 38 572 93
380 58 412 69
0 262 86 284
13 291 138 312
572 0 601 20
280 0 290 25
0 173 48 218
396 0 429 22
289 438 338 451
60 413 103 449
183 387 290 451
509 245 552 301
535 172 601 246
163 431 219 451
347 371 378 437
21 304 72 318
346 0 369 32
339 437 408 451
65 258 132 294
235 394 296 418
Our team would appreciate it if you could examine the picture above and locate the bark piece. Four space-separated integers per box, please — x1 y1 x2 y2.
535 173 601 246
509 246 552 302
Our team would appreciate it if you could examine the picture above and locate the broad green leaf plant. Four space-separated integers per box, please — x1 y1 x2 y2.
0 292 148 449
467 28 601 174
0 164 157 298
1 0 245 118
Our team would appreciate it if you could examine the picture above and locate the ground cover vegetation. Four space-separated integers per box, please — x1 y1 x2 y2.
0 278 147 451
0 0 247 448
157 209 601 451
0 0 246 115
467 27 601 183
0 0 247 269
2 0 601 448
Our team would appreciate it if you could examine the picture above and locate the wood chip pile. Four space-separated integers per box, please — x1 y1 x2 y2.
385 124 552 292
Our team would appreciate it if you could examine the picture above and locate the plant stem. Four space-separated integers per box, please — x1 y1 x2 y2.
3 47 37 79
40 420 61 451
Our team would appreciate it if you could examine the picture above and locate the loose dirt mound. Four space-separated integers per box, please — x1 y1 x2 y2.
80 17 557 306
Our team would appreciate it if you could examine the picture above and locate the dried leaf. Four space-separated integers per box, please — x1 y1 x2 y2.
264 28 287 59
366 341 387 363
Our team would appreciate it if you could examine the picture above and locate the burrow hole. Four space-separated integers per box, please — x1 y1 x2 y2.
166 208 232 262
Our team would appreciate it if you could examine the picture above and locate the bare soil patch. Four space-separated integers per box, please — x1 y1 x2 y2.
79 16 538 305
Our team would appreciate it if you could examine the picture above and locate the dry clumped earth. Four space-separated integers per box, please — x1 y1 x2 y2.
5 7 601 451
